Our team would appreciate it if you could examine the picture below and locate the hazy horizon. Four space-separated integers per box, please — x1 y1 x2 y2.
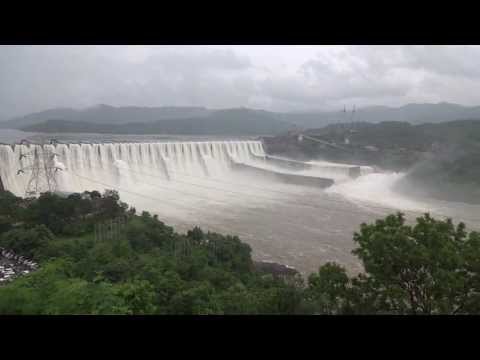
2 100 478 122
3 45 480 120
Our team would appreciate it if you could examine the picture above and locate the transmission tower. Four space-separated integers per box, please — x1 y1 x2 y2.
350 104 357 131
17 140 63 197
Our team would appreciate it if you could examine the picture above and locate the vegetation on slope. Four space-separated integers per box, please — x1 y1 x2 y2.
0 191 301 314
1 190 480 314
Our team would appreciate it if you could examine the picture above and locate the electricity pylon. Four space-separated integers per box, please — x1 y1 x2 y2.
17 140 63 197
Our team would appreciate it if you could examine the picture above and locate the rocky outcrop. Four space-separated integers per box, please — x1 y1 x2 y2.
0 248 38 284
254 261 299 278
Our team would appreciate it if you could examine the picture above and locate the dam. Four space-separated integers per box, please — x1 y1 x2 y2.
2 138 478 275
0 140 355 198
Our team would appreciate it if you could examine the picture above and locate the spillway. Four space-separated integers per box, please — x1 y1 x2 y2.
0 141 267 197
0 140 351 199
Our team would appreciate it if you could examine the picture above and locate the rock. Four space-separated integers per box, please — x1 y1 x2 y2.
254 260 299 277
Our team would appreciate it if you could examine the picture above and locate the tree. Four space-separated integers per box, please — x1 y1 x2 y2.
302 213 480 315
350 213 480 314
24 192 75 234
213 283 259 314
0 225 54 260
0 285 42 314
0 191 24 234
115 279 157 314
206 233 253 274
305 262 351 314
187 226 204 244
98 190 128 219
170 282 219 314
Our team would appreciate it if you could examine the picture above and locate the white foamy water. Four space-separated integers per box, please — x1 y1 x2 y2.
326 172 429 212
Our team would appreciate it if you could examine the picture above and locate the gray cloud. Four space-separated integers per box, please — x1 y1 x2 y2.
1 45 480 120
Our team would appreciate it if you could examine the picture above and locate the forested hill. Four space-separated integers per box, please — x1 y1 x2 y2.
20 109 292 135
0 105 214 129
4 102 480 135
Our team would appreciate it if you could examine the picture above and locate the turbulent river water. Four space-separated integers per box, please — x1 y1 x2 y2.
1 131 479 276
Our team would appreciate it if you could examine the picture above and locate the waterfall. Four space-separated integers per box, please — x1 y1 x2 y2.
0 140 266 197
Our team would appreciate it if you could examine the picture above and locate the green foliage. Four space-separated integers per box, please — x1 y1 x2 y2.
304 213 480 315
18 190 130 236
2 191 479 315
351 213 479 314
0 192 302 314
304 262 351 314
169 282 219 314
114 279 158 314
0 225 54 260
0 191 24 229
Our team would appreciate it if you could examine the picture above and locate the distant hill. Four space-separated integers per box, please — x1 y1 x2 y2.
0 105 213 129
21 108 292 136
3 102 480 135
285 102 480 128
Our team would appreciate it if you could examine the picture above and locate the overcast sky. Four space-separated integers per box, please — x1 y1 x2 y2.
2 45 480 120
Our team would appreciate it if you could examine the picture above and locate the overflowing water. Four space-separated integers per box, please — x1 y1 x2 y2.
326 172 427 212
1 141 261 189
1 139 479 275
